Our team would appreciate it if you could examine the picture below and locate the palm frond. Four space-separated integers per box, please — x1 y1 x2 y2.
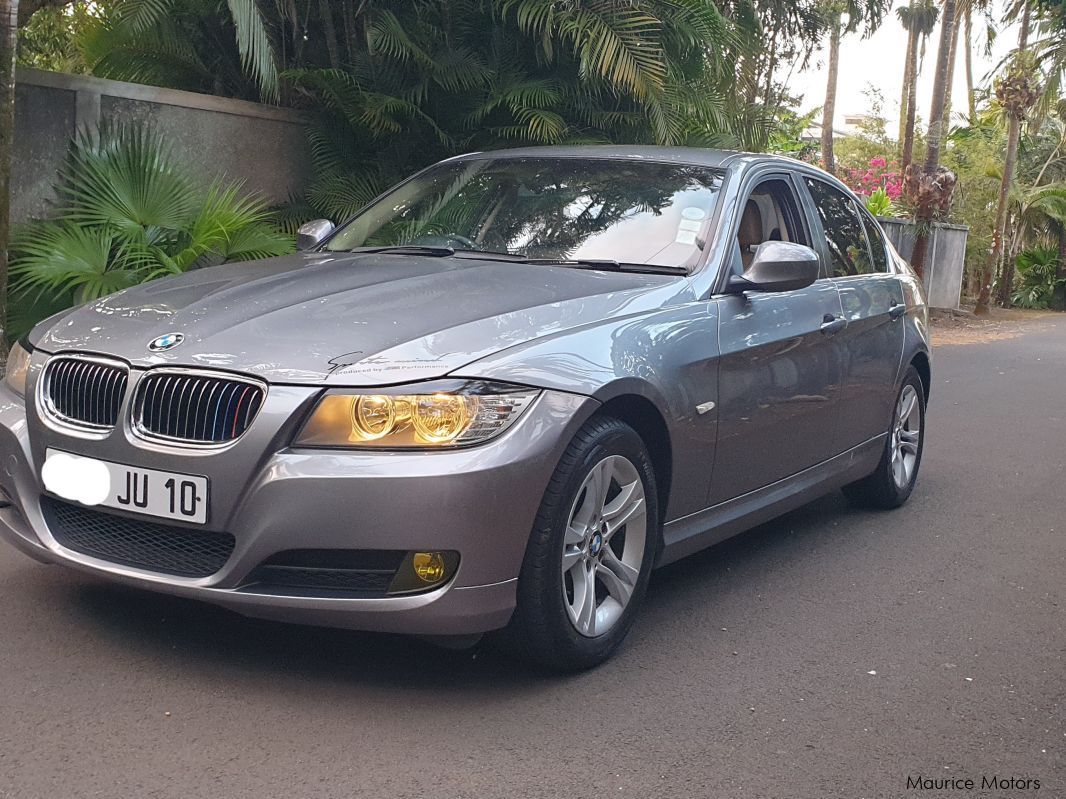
58 123 200 236
10 223 147 303
226 0 280 101
306 172 388 221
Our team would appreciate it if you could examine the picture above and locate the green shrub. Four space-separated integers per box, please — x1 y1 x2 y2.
865 187 896 217
1011 247 1066 309
9 123 293 340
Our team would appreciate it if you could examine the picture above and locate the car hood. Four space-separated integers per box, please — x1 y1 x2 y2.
31 252 693 386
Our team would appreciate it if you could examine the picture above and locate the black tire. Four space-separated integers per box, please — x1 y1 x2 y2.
842 365 926 509
502 415 660 672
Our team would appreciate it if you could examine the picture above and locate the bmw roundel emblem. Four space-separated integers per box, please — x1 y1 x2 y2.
148 333 185 352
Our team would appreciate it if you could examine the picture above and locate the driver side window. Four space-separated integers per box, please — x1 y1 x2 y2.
733 178 810 276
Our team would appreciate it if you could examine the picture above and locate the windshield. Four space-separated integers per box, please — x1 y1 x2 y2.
325 157 723 269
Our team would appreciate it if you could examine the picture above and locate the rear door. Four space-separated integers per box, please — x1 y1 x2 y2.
710 172 848 505
801 177 906 451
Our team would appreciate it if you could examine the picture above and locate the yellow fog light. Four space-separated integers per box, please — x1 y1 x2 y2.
387 550 460 594
413 552 446 583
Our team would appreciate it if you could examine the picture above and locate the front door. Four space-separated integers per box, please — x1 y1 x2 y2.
710 175 848 505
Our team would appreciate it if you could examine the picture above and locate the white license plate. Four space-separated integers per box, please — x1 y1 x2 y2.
43 449 209 524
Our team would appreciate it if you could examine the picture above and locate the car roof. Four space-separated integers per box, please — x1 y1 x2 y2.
446 145 806 171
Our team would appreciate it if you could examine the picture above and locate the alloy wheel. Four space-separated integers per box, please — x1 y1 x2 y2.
562 455 648 638
891 384 922 490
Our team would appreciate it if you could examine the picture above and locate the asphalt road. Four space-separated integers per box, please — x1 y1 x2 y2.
0 319 1063 799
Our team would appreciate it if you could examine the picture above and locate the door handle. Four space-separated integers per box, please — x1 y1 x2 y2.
820 314 847 335
889 302 907 320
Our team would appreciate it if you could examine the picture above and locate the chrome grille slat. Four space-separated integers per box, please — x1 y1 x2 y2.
41 356 128 431
199 381 223 441
89 364 105 425
133 370 265 446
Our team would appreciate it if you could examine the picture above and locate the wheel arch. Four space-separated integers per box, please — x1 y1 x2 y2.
592 393 673 526
910 350 931 404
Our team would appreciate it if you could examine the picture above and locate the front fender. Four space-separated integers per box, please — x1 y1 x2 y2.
452 301 721 521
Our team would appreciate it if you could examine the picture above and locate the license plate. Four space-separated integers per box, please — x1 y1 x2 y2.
43 449 209 524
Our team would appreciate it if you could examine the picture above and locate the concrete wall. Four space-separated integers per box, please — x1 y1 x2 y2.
877 217 968 310
12 68 311 224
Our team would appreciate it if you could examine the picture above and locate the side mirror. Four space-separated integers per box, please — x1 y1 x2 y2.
296 219 336 251
728 241 820 293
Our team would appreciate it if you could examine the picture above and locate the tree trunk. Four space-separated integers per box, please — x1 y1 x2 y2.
975 114 1022 312
901 19 921 170
975 2 1032 315
964 3 976 123
822 20 841 176
899 12 916 151
998 211 1025 306
762 26 779 108
0 0 17 353
941 2 963 130
909 0 958 278
318 0 341 69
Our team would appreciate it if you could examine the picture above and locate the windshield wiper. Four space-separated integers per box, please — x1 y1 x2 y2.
523 258 689 276
345 246 531 263
347 245 456 257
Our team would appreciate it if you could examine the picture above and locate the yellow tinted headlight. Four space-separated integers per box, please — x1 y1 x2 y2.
296 383 538 449
4 341 32 398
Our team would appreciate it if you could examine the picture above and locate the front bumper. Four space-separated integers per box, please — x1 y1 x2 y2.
0 378 596 636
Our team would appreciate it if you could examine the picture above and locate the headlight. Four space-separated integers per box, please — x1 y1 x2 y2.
295 381 539 449
4 341 32 398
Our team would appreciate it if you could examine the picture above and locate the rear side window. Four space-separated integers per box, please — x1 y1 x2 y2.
804 178 876 277
859 212 890 273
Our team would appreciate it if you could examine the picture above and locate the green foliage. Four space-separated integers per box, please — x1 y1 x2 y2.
269 0 777 223
9 124 293 340
1011 246 1066 308
944 121 1004 288
865 187 895 216
17 2 109 73
767 105 820 159
79 0 277 100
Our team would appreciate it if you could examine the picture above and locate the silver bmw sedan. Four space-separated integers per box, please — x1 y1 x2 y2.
0 147 930 671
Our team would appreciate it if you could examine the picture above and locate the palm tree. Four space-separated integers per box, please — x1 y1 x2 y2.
908 0 960 278
81 0 280 101
821 0 891 176
821 3 843 175
941 1 965 128
897 0 940 170
976 0 1038 313
963 1 977 122
955 0 993 126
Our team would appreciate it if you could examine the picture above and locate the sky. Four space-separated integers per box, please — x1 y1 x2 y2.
787 1 1019 134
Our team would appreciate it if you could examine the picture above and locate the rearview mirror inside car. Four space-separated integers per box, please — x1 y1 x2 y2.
728 241 820 293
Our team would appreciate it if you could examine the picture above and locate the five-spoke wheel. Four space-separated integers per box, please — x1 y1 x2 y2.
891 384 922 490
505 416 658 672
562 455 647 638
843 365 926 509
